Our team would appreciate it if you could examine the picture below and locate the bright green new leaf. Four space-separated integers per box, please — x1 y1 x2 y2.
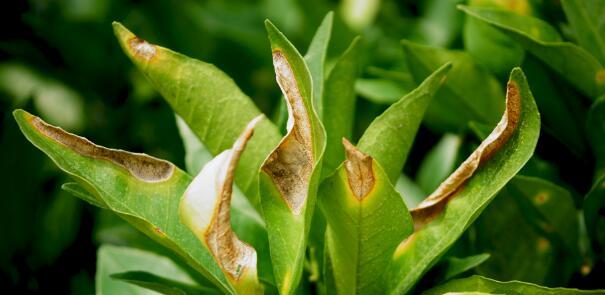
323 37 361 174
387 68 540 294
111 271 218 295
13 109 270 293
402 40 504 132
459 5 605 99
112 22 282 206
561 0 605 66
423 275 604 295
416 134 462 194
357 62 452 183
96 245 211 295
319 139 413 294
259 20 326 294
305 11 333 119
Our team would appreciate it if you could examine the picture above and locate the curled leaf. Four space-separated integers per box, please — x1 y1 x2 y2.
180 116 264 293
410 79 521 226
27 113 174 182
261 50 314 215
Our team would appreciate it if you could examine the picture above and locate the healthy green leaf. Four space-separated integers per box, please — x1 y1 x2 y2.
113 22 282 206
387 68 540 294
395 174 426 209
423 275 604 295
62 182 107 209
259 20 326 294
355 78 408 105
322 37 361 174
13 109 270 293
402 40 504 132
175 115 213 175
441 254 491 281
111 271 218 295
561 0 605 65
357 62 452 183
96 245 209 295
459 5 605 99
305 11 333 119
319 139 413 294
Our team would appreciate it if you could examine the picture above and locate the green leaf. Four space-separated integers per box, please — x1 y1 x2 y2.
423 275 604 295
113 22 282 206
472 176 579 285
441 254 491 281
175 115 212 175
111 271 218 295
62 182 107 209
402 40 504 132
355 78 409 105
305 11 333 120
386 68 540 294
322 37 361 174
416 134 462 194
459 5 605 99
561 0 605 65
587 96 605 180
13 109 269 293
357 63 451 183
259 20 326 294
96 245 210 295
319 139 413 294
395 174 426 209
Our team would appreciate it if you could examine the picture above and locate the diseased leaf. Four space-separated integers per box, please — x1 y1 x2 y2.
319 139 413 294
459 5 605 99
111 271 218 295
416 134 462 194
423 275 604 295
387 68 540 294
259 20 326 294
13 110 270 293
180 116 264 294
96 245 210 295
357 63 452 183
402 40 504 132
411 68 522 225
561 0 605 65
322 37 361 174
113 22 282 206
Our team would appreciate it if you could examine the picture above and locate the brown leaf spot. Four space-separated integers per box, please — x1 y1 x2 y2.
342 138 375 201
410 80 521 228
533 192 549 205
29 115 174 182
206 116 262 281
128 37 157 61
262 50 313 215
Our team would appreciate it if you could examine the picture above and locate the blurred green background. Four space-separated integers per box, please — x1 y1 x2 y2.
1 0 604 293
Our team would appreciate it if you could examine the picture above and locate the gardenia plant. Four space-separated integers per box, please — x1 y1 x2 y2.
12 8 605 295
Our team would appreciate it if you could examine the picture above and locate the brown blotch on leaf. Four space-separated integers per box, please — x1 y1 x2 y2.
29 115 174 182
342 138 375 201
206 116 262 280
262 50 314 215
410 80 522 228
128 37 157 61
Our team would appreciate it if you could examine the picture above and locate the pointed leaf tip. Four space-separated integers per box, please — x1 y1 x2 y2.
342 138 375 200
113 22 158 62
